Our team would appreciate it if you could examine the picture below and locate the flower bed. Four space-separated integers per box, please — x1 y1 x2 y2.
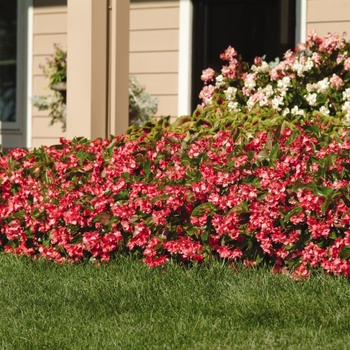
2 31 350 278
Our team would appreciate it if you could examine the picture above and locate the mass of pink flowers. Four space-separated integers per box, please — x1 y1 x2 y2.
0 117 350 279
2 31 350 279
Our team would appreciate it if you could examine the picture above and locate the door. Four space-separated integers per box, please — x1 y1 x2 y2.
191 0 296 110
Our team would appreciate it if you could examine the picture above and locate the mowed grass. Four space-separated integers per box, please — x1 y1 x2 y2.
0 254 350 350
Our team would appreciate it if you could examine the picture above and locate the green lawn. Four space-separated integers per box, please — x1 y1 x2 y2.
0 253 349 350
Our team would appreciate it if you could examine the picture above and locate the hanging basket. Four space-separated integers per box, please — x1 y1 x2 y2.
50 82 67 104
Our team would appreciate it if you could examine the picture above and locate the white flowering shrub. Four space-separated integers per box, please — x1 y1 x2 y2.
199 30 350 126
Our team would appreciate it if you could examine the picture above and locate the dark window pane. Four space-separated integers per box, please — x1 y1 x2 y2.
0 0 17 122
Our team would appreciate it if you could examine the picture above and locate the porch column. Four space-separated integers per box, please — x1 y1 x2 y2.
108 0 130 136
66 0 129 140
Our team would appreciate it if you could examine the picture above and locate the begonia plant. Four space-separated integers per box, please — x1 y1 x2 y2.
2 31 350 280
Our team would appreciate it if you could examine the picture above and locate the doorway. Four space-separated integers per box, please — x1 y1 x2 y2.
191 0 296 110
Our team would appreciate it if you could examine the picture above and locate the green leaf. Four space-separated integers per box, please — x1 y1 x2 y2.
92 213 111 224
302 125 321 138
154 130 163 143
285 132 298 146
269 143 280 161
284 256 302 268
107 139 117 150
115 189 130 200
44 171 50 184
191 202 217 217
229 201 249 214
150 194 169 204
339 246 350 260
284 206 302 223
316 93 327 105
292 183 314 193
8 210 26 220
313 186 337 198
144 160 151 177
69 233 83 244
257 150 269 162
329 229 340 240
201 230 209 243
51 198 60 205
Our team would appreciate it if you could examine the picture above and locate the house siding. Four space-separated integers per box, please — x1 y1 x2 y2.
130 1 180 119
306 0 350 37
32 0 67 148
29 0 350 147
31 0 179 148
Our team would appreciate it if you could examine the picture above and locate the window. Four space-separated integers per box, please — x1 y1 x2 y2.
0 1 17 122
0 0 31 149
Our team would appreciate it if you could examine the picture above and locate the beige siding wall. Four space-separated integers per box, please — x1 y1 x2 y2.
31 0 180 148
307 0 350 37
32 0 67 148
130 1 180 118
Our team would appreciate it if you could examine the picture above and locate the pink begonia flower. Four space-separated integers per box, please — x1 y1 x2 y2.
216 246 242 260
344 57 350 70
254 56 263 66
221 65 230 77
198 84 215 104
330 73 344 90
291 264 310 279
220 45 237 61
201 67 215 83
307 29 318 42
312 52 322 66
319 32 345 53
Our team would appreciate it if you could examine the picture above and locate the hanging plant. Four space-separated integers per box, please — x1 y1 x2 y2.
32 44 158 132
32 44 67 131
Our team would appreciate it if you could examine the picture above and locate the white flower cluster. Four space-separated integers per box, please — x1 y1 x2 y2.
304 78 331 115
245 76 291 112
251 61 270 73
271 77 292 112
247 84 274 110
271 95 284 112
292 57 314 77
284 105 305 117
277 77 291 96
224 86 241 112
215 74 226 88
305 93 317 106
306 78 330 94
244 73 257 90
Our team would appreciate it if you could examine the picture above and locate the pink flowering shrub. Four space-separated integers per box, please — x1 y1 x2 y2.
2 31 350 279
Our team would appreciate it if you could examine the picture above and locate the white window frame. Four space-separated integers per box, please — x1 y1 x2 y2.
295 0 307 45
178 0 193 117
